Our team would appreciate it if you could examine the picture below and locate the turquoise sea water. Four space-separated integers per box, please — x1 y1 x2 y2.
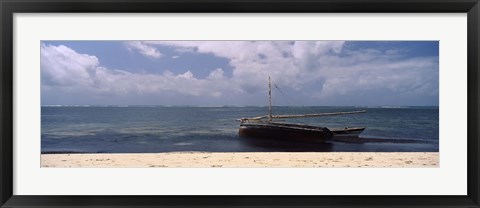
41 106 439 153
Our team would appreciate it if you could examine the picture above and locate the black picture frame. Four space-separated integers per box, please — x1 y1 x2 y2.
1 0 479 207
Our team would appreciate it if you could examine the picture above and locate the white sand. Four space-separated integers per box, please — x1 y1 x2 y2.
41 152 439 168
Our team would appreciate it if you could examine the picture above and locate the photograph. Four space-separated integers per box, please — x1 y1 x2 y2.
2 0 478 206
40 40 439 168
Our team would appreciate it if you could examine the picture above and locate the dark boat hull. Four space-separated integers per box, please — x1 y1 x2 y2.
239 122 333 143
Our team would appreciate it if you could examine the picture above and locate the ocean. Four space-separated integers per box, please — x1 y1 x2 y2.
41 106 439 153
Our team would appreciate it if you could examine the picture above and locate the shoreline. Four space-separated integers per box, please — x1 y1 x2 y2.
41 152 439 168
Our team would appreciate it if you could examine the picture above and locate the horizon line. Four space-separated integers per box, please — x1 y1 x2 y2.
41 104 440 108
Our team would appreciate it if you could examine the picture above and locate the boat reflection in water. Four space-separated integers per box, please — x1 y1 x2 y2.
238 134 334 152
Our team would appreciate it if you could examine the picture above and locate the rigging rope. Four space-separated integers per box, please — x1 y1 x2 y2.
273 82 294 106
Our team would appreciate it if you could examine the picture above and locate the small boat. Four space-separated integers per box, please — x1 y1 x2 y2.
238 77 366 143
329 127 367 143
331 127 366 138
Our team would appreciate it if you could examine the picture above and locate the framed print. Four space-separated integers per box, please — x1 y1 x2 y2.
1 0 479 207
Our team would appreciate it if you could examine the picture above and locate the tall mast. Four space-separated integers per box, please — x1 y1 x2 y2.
268 76 272 122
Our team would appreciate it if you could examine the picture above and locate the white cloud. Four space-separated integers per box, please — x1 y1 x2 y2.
41 44 227 99
41 41 439 106
125 41 162 58
142 41 347 92
41 44 99 87
207 68 224 80
313 54 439 100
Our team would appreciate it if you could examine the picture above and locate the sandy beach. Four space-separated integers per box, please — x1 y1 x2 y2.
41 152 438 168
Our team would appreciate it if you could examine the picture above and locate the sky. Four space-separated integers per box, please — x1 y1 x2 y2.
41 41 439 106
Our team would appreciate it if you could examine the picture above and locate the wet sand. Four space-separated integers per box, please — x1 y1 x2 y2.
41 152 439 168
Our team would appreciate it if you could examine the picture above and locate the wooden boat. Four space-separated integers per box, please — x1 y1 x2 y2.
238 77 366 143
331 127 366 138
239 122 333 143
